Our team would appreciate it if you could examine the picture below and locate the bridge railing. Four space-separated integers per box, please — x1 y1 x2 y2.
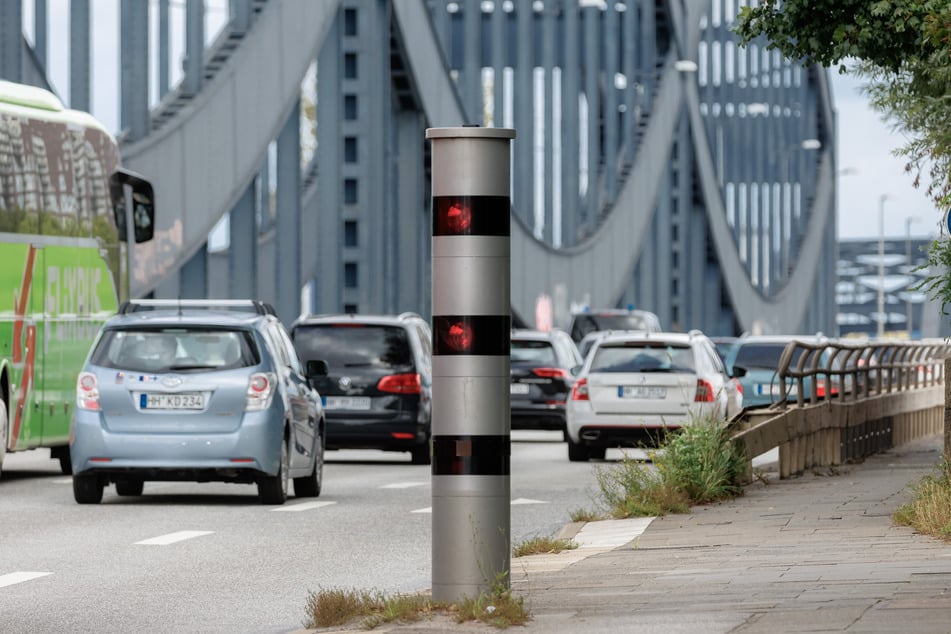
729 339 951 480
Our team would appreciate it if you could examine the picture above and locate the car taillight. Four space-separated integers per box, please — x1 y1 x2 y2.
377 373 421 394
532 368 570 380
76 372 100 411
733 378 743 394
694 379 715 402
246 372 276 411
571 378 589 401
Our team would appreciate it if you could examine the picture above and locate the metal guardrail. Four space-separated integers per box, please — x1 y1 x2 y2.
729 339 951 480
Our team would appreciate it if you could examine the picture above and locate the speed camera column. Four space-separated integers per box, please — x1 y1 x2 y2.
426 126 516 603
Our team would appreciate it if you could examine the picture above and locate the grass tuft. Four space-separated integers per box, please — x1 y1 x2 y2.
303 583 529 630
455 585 530 628
569 507 606 522
303 587 376 629
512 535 578 558
894 452 951 540
593 416 746 517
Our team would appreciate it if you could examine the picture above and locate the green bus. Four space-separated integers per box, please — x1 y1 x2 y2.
0 80 153 477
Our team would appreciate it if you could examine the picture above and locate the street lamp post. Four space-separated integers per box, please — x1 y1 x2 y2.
905 215 922 338
877 194 889 338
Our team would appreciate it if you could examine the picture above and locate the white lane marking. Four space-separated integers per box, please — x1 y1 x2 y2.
271 501 337 513
0 572 52 588
512 517 655 575
380 482 427 489
511 498 548 505
135 530 214 546
573 517 654 549
411 507 432 514
52 478 72 485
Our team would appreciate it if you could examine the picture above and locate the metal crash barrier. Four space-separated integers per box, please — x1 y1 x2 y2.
729 339 951 480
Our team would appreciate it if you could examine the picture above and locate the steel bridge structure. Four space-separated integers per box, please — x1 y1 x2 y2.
0 0 837 335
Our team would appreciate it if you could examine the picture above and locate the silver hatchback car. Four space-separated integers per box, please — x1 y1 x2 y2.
70 300 326 505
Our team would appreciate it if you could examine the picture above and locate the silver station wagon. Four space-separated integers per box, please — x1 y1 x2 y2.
70 300 326 505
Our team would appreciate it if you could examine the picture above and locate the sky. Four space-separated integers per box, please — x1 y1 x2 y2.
28 1 938 244
831 72 942 242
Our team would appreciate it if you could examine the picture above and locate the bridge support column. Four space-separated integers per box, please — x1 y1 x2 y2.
70 0 91 111
120 0 150 141
229 183 257 300
0 1 22 81
180 244 208 299
274 101 301 325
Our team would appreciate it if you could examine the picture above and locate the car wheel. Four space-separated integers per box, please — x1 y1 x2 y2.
567 437 591 462
73 474 104 504
589 446 607 461
258 435 289 505
410 439 431 466
115 480 144 496
294 426 323 498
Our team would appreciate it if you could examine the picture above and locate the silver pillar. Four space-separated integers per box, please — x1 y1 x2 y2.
427 126 514 603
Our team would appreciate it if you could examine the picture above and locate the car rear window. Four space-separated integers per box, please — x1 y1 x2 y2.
733 343 803 370
590 342 695 373
90 327 259 373
511 340 556 365
293 324 413 370
570 314 650 340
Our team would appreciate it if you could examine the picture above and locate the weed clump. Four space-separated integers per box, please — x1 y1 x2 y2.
594 416 746 517
894 452 951 540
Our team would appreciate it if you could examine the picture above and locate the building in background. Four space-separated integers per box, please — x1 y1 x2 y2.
836 237 950 339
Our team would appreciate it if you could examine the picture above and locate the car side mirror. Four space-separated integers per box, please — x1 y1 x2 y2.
570 365 582 376
731 365 747 379
306 359 329 378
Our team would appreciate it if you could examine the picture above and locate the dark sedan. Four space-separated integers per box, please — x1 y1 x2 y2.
510 329 583 435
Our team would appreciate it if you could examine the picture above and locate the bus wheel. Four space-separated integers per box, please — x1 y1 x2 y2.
51 446 72 475
0 400 7 479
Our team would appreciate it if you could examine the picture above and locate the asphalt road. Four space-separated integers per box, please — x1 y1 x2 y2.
0 431 616 633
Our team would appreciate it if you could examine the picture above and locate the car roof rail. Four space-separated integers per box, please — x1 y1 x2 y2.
398 311 424 321
118 299 277 316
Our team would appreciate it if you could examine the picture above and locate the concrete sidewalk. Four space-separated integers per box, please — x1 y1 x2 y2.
309 434 951 633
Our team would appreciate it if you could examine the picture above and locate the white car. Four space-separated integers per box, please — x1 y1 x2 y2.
565 330 743 461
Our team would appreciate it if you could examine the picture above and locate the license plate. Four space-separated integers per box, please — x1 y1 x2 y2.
510 383 530 395
323 396 371 410
754 383 797 396
619 386 667 399
141 393 205 410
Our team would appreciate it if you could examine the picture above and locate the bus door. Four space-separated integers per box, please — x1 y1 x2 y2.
8 241 41 450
